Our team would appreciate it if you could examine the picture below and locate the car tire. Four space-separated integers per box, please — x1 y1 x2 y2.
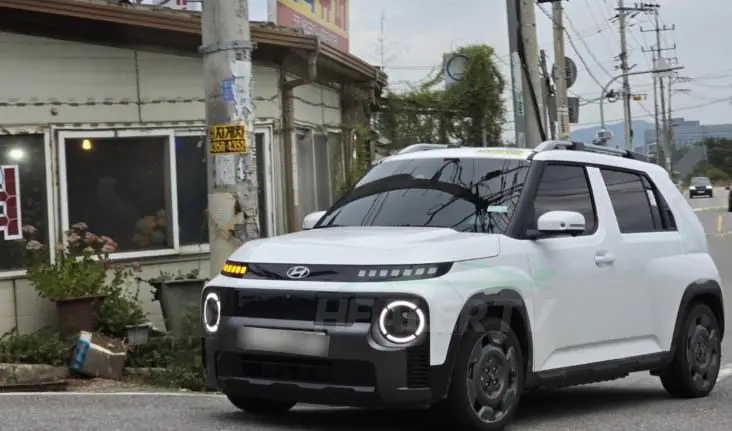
434 317 525 430
660 303 721 398
689 194 694 199
728 203 732 212
225 394 296 415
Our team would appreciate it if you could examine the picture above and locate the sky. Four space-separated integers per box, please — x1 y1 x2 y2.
245 0 732 138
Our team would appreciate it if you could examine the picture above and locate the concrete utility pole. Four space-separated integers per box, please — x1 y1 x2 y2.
539 49 557 139
640 6 675 171
201 0 260 274
551 0 569 140
508 0 545 147
616 0 633 150
667 75 691 150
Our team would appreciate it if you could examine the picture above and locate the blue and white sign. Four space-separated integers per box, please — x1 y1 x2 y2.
222 78 234 102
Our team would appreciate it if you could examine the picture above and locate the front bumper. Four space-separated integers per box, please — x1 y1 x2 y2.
690 188 713 196
201 288 436 407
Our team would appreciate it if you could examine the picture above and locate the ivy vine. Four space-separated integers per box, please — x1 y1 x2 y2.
378 44 506 150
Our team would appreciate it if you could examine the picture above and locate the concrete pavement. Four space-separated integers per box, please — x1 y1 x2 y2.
3 189 732 430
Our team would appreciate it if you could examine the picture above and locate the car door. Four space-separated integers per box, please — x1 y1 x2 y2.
526 163 630 372
597 167 683 355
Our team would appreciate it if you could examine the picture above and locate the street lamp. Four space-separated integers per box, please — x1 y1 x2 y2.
599 66 684 130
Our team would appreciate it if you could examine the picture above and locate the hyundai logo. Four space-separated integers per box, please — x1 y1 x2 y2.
285 265 311 280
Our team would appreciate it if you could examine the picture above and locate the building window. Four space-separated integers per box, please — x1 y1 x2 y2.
295 129 336 217
63 135 175 254
0 134 49 272
175 134 208 247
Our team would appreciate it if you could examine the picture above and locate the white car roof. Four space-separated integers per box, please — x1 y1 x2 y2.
381 142 664 177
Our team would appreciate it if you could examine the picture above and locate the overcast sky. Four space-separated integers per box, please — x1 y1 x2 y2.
248 0 732 136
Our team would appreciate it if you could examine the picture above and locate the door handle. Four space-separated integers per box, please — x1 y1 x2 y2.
594 251 615 266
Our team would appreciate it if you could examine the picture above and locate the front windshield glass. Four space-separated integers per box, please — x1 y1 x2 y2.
691 177 710 186
316 157 530 233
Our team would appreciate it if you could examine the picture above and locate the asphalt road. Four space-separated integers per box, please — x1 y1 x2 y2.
3 189 732 431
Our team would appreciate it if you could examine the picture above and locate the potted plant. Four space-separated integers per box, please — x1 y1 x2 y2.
20 222 128 338
140 269 207 333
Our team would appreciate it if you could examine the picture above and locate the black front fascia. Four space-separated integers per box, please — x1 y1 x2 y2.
228 262 453 282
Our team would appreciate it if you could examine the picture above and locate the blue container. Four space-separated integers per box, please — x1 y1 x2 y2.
69 331 92 373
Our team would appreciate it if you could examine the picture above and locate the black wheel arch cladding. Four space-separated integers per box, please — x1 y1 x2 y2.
433 289 533 399
669 279 725 355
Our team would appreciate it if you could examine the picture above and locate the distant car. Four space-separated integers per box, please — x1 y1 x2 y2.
689 177 713 199
728 187 732 212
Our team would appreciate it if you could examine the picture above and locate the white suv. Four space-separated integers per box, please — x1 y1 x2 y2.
201 141 724 431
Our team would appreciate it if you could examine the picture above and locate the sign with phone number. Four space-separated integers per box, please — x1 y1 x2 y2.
208 124 248 154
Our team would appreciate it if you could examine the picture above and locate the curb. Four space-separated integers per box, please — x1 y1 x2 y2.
0 363 68 384
0 364 171 385
0 380 69 393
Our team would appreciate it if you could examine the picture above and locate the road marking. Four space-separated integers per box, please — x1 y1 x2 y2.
0 391 224 397
693 206 726 212
718 214 725 234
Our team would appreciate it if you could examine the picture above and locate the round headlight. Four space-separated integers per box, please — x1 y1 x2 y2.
378 300 426 344
203 292 221 333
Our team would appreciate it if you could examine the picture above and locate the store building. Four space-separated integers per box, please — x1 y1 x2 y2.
0 0 386 333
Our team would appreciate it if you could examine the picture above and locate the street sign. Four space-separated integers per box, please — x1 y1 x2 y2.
551 56 578 88
208 123 248 155
568 97 579 123
443 53 469 88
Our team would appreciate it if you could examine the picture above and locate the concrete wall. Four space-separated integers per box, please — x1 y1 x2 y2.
0 31 343 334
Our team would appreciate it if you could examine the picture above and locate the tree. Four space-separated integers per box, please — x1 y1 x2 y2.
701 137 732 175
378 44 506 150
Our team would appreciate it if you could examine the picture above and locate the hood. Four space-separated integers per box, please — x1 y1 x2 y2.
229 226 501 265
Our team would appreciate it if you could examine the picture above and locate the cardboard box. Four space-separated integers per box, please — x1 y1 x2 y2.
69 331 127 380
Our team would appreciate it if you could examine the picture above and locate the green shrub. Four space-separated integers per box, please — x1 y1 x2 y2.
0 328 73 366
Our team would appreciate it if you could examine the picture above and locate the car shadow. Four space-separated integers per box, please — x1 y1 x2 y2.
210 386 672 430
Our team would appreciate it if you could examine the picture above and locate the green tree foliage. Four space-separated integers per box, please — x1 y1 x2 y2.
379 44 505 150
685 137 732 184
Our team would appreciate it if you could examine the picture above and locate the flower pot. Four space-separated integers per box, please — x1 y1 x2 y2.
55 295 105 338
154 279 205 333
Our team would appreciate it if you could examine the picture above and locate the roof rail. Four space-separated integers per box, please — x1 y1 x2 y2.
533 140 648 162
396 143 458 154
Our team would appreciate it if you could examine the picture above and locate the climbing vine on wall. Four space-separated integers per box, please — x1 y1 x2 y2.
378 44 506 150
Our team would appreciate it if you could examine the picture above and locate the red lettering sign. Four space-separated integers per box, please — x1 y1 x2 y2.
0 165 22 241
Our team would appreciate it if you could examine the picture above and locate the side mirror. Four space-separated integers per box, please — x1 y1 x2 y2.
302 211 326 230
530 210 586 238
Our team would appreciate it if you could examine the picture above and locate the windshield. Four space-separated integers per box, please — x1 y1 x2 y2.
691 177 710 186
316 157 530 233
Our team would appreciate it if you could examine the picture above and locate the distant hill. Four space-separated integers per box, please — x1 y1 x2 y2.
570 120 654 149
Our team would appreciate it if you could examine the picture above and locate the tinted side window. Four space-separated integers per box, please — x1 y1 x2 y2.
601 169 659 233
641 176 677 231
531 164 597 235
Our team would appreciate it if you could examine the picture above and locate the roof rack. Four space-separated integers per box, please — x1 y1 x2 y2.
396 143 456 154
532 140 648 162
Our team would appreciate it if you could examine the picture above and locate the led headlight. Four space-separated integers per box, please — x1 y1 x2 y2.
356 263 451 281
221 261 248 278
202 292 221 333
378 300 426 344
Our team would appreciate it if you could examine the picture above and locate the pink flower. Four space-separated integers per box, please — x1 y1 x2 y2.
84 232 98 243
22 225 37 234
101 244 116 253
71 222 88 230
55 244 65 252
68 233 81 243
25 240 43 250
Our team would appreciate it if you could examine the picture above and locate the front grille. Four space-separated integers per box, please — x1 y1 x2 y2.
216 352 376 387
406 341 430 388
232 293 376 324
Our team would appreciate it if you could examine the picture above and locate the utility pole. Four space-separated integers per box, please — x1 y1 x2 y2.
667 75 691 153
616 0 634 150
539 49 556 139
508 0 546 147
201 0 259 274
640 5 675 171
551 0 569 140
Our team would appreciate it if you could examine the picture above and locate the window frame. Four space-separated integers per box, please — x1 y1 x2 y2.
599 166 678 233
509 161 599 239
0 128 56 279
58 128 182 261
173 128 211 254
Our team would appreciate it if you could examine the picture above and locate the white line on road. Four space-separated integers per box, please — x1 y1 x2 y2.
0 391 225 397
